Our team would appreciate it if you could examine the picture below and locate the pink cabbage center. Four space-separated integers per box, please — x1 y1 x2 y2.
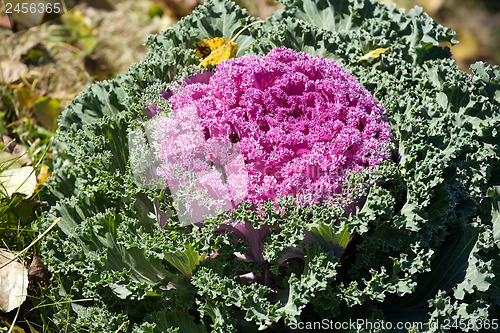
157 47 392 207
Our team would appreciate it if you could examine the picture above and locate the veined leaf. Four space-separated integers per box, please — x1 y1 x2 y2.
309 222 353 258
195 20 263 68
197 39 237 68
0 151 36 198
195 37 232 59
164 243 205 278
0 249 28 313
276 0 359 33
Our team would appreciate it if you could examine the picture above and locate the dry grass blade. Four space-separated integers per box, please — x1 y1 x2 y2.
0 217 61 270
114 322 127 333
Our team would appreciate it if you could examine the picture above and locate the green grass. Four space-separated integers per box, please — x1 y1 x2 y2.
0 78 60 331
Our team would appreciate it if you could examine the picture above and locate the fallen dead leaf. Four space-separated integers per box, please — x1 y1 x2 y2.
0 166 37 198
196 21 264 68
28 255 49 287
36 164 52 190
6 0 45 30
0 249 29 313
1 135 32 166
0 150 36 198
0 193 45 225
357 47 392 62
196 38 237 68
33 96 60 131
0 61 29 84
13 86 37 112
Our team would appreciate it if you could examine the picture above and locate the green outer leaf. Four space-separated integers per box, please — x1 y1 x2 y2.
57 80 128 134
267 16 343 61
309 222 353 258
276 244 338 324
275 0 457 65
164 243 204 278
279 0 361 33
49 196 170 286
489 186 500 249
139 310 207 333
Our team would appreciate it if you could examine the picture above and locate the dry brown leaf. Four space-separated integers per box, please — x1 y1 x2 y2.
0 61 29 84
196 38 237 68
36 164 52 186
357 47 392 62
0 150 37 198
1 135 32 166
28 255 49 287
0 249 28 313
195 37 231 58
195 21 264 68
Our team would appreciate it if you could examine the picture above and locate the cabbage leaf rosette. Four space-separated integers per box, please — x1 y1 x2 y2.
146 47 392 225
39 0 500 332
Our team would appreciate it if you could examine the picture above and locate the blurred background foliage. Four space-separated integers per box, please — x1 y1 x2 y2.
381 0 500 72
0 0 499 331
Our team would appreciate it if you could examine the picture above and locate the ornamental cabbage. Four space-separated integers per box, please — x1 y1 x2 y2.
38 0 500 332
147 47 392 225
